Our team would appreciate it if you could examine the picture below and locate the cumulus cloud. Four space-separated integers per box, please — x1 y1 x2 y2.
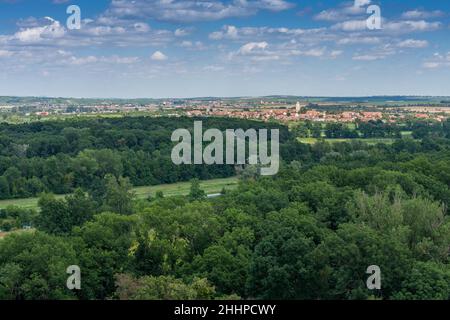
12 17 65 43
151 51 168 61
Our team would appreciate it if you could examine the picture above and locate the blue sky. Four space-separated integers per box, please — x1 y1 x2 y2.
0 0 449 98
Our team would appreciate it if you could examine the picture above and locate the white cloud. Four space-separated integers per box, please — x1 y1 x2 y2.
401 10 445 20
209 25 327 44
230 40 330 63
209 25 239 40
179 41 205 50
383 20 442 33
352 54 383 61
0 15 175 50
332 20 367 32
107 0 294 23
315 0 370 22
174 28 192 37
13 18 65 43
337 36 381 45
331 18 442 34
355 0 371 6
239 42 269 55
397 39 428 48
151 51 168 61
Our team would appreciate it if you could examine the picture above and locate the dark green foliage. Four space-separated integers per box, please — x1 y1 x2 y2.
37 190 95 235
0 232 78 300
0 117 289 199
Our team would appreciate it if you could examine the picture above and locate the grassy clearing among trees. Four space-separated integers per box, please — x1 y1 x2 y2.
0 177 238 210
298 137 397 145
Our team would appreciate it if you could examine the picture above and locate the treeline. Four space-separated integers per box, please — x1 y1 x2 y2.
0 117 290 199
293 118 450 140
1 126 450 299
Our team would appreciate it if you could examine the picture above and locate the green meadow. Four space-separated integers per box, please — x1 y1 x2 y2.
0 177 239 211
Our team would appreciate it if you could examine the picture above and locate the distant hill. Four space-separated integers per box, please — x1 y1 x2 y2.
0 95 449 106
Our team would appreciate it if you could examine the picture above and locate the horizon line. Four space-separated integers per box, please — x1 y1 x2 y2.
1 94 450 101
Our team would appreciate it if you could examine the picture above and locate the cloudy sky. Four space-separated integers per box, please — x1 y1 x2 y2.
0 0 449 98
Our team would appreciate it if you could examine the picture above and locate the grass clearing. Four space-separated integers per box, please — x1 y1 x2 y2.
0 177 238 211
298 137 397 145
133 177 238 199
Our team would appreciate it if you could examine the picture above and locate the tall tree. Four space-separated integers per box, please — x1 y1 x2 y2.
103 174 135 215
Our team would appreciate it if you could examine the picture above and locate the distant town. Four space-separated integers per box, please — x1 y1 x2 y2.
0 96 449 124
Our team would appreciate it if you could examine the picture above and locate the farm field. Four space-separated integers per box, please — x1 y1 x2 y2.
0 177 238 211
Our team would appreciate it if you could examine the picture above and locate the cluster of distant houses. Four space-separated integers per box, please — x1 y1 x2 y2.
186 103 448 124
186 107 385 123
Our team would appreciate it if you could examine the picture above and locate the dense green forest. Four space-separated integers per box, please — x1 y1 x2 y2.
293 118 450 140
1 116 450 300
0 117 289 199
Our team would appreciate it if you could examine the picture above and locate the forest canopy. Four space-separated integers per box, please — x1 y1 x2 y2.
1 116 450 300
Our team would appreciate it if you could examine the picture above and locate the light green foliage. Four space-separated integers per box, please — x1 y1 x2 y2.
115 274 216 300
188 179 206 201
102 175 135 215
